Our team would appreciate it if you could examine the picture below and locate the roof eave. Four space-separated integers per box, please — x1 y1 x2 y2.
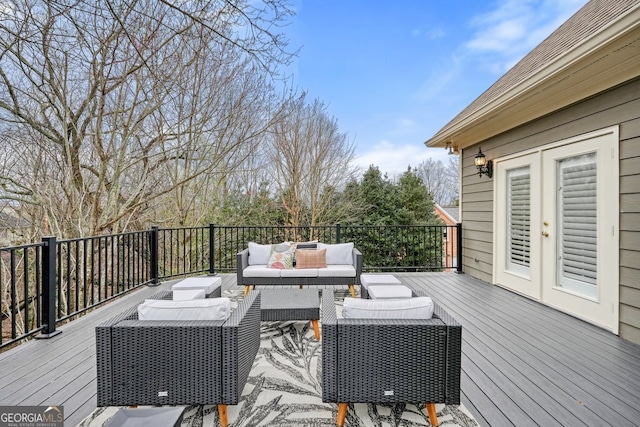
425 5 640 149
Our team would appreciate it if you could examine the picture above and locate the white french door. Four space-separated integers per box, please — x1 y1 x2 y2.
494 128 619 333
495 153 541 300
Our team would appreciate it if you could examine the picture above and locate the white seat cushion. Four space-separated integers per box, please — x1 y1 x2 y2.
318 265 356 278
360 274 401 288
138 298 231 321
243 265 282 278
281 268 319 277
172 277 221 294
342 296 434 319
172 289 206 301
368 285 413 299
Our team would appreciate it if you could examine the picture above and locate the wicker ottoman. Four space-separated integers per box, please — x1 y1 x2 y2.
368 284 413 299
260 288 321 340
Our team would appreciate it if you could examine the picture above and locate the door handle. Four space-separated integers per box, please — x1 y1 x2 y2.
542 231 549 237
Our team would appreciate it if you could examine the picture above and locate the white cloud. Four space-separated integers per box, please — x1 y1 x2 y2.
353 141 452 178
465 0 589 74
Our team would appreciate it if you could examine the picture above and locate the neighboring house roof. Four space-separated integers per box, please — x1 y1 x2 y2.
441 206 460 223
434 204 459 224
425 0 640 149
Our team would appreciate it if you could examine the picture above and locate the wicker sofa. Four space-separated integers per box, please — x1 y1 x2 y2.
95 291 261 427
236 242 363 297
321 290 462 426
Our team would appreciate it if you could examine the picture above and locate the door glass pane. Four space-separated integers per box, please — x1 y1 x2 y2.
556 152 597 298
506 166 530 276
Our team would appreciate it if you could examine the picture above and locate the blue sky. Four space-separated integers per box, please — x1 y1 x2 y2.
284 0 589 177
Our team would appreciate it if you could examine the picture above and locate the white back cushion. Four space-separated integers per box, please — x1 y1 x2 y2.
248 242 272 265
342 296 434 319
138 298 231 321
317 242 354 265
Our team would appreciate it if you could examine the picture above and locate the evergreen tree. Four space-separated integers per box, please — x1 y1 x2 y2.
358 165 399 225
397 167 440 225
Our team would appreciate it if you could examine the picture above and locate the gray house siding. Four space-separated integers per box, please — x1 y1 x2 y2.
460 76 640 343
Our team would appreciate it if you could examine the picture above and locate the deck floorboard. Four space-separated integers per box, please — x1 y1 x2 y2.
400 272 640 427
1 273 640 426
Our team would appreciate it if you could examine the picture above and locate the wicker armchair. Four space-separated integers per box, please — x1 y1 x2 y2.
95 291 261 427
321 290 462 426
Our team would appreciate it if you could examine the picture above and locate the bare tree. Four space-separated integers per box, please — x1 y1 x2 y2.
0 0 295 237
265 94 359 227
415 156 460 206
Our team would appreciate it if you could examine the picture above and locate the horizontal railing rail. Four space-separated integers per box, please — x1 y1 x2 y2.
1 223 461 350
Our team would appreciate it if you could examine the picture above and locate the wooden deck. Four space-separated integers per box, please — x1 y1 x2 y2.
1 272 640 426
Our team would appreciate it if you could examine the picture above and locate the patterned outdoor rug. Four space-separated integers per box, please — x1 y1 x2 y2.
80 290 479 427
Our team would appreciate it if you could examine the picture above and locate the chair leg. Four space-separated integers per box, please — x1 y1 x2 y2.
348 284 356 297
244 285 250 296
299 284 303 289
426 403 438 426
311 319 320 340
337 403 348 426
218 404 228 427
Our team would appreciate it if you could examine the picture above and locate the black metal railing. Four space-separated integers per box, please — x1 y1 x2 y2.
156 226 210 279
55 231 154 322
1 223 461 349
209 224 461 273
0 230 157 349
1 241 45 348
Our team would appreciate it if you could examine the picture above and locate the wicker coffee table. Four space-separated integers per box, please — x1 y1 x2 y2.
260 288 321 340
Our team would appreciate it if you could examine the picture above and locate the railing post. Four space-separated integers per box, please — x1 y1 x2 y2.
208 223 217 275
336 223 341 243
37 236 61 339
149 226 159 285
455 222 463 274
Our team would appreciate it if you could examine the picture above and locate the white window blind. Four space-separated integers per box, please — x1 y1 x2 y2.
557 153 597 296
507 167 530 275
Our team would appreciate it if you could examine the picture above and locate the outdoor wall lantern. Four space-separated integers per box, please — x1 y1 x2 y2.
474 148 493 178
